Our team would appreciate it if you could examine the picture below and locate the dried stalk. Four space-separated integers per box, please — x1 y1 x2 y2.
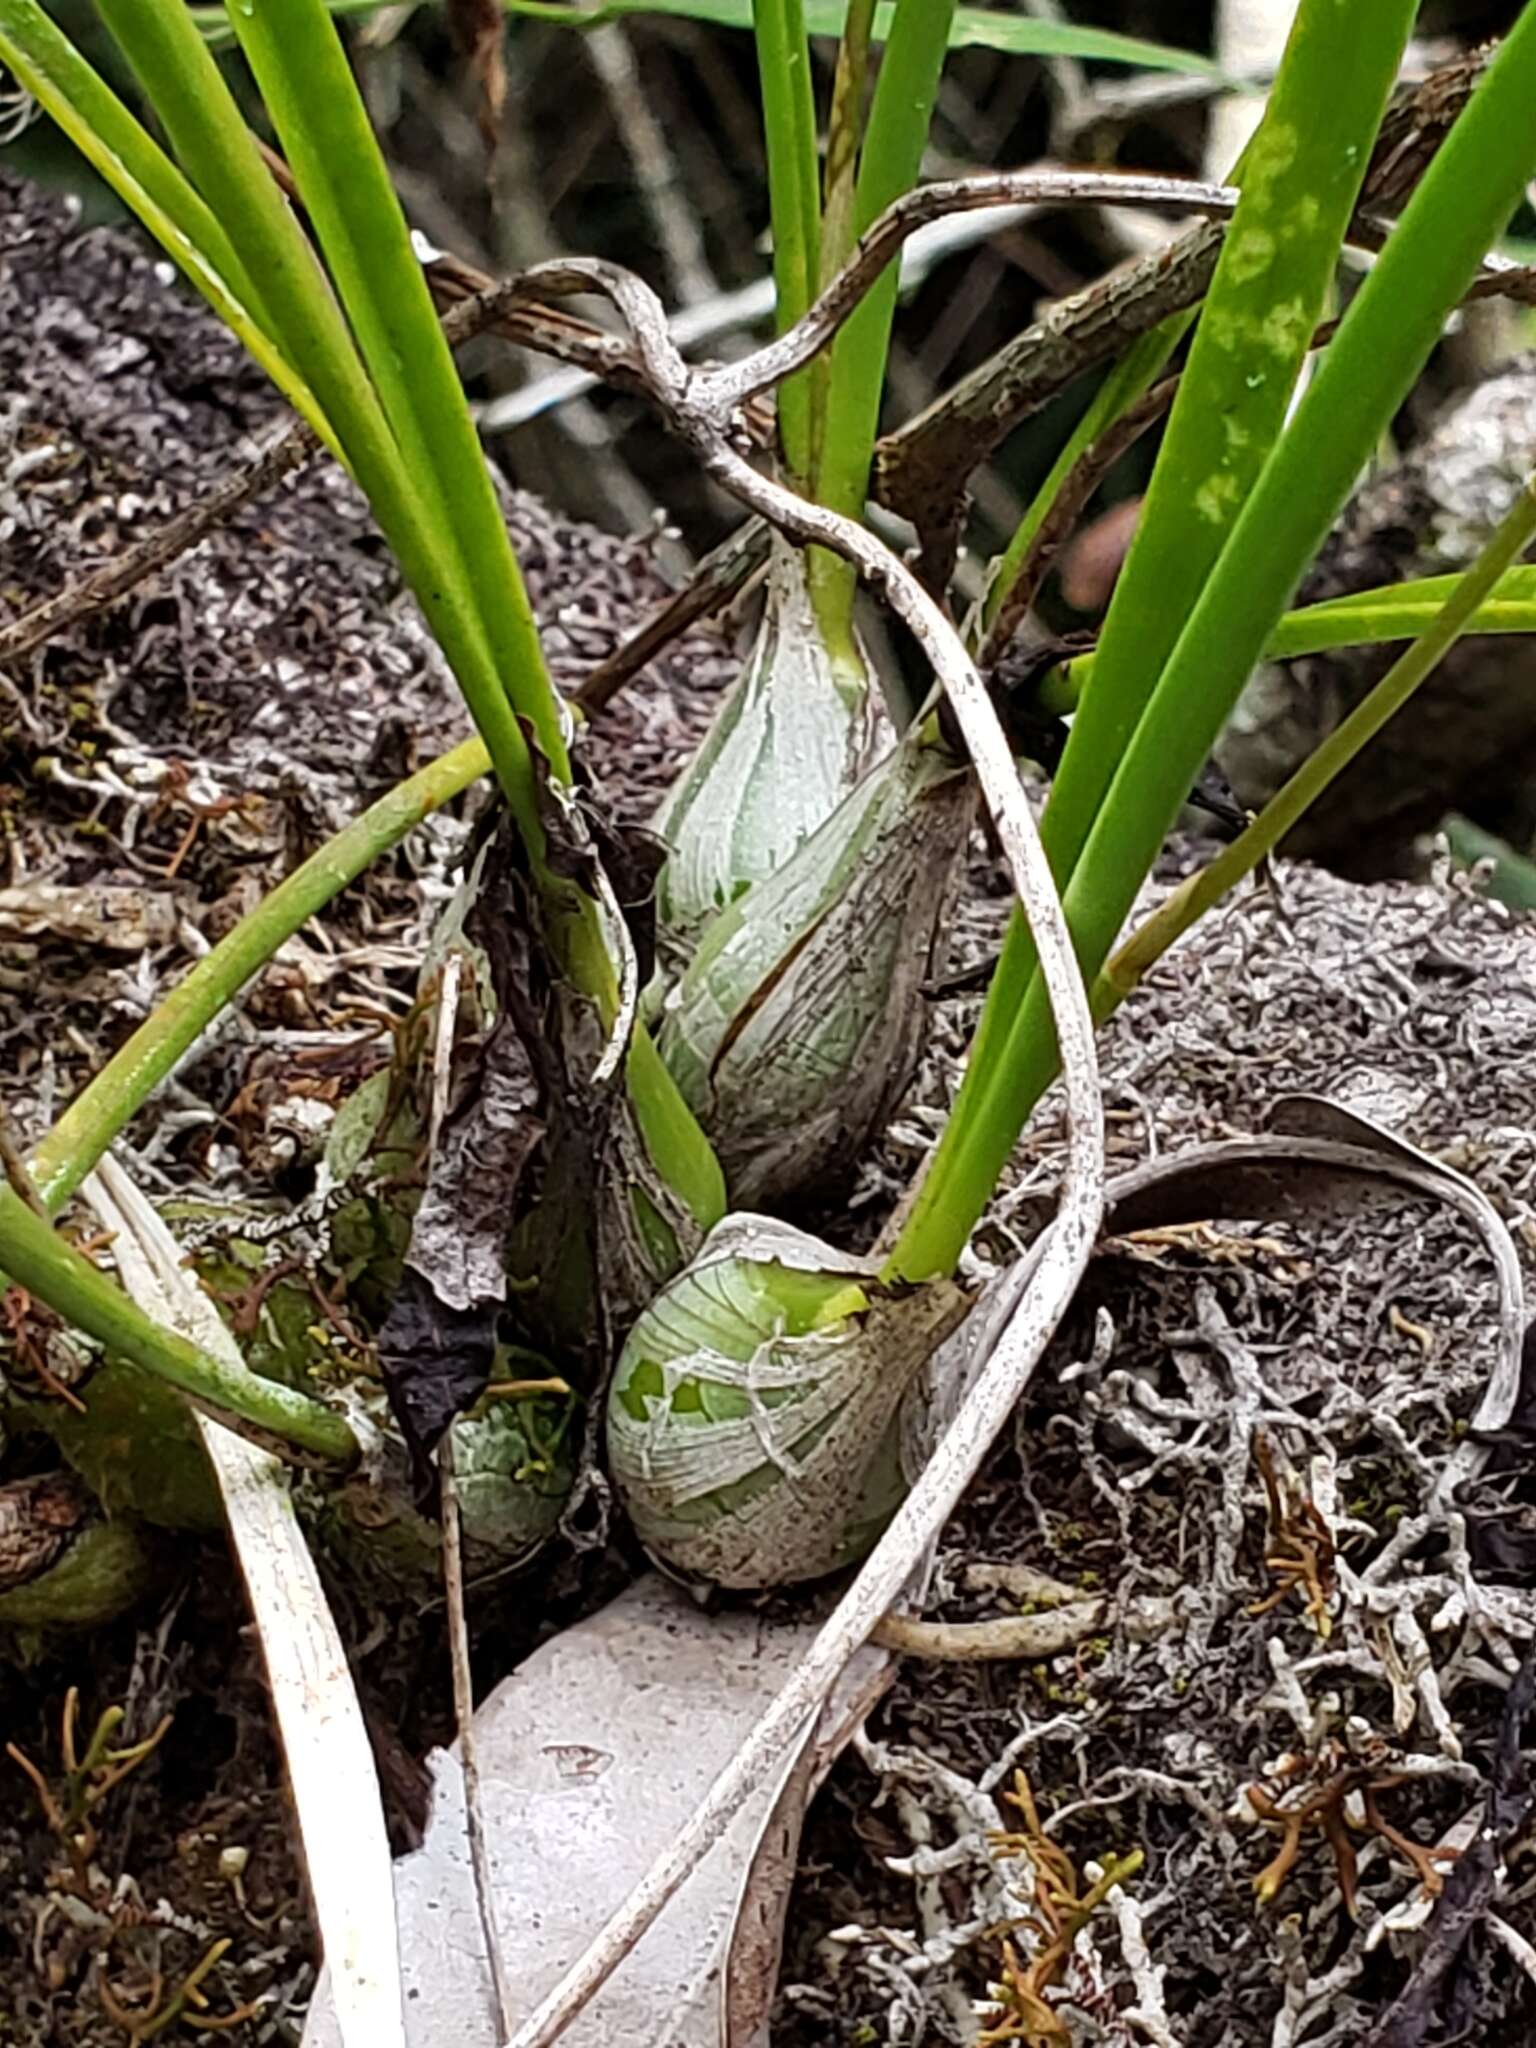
572 522 770 714
494 252 1106 2048
878 51 1513 577
977 373 1175 667
0 415 317 668
707 169 1238 413
1 168 1232 677
82 1156 404 2048
875 220 1226 570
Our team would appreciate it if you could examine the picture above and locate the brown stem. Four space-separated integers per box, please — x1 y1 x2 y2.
875 50 1514 587
978 375 1176 668
0 417 318 670
0 281 550 671
573 522 770 715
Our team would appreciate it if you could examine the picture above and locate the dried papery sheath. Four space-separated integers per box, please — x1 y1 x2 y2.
607 1215 968 1589
597 1082 705 1332
290 888 581 1581
505 975 708 1371
659 733 973 1207
654 539 886 960
264 1044 578 1593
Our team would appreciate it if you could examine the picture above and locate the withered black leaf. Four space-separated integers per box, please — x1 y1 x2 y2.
377 743 679 1474
1463 1509 1536 1578
377 977 544 1481
1469 1320 1536 1461
561 731 670 986
526 717 603 899
584 801 667 992
1359 1641 1536 2048
376 1281 501 1487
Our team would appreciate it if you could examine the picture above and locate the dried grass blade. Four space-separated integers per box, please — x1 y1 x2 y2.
83 1155 405 2048
501 362 1107 2041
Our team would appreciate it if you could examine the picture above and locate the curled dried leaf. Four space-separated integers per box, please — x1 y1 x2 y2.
377 1002 544 1476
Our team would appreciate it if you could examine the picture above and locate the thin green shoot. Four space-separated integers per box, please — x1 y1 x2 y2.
1101 462 1536 1014
806 0 955 663
887 0 1534 1285
28 740 492 1218
0 1187 359 1466
978 313 1196 650
753 0 820 489
1045 567 1536 713
810 0 876 482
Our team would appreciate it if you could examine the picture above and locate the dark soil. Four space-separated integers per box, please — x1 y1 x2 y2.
0 1571 320 2046
0 167 734 1159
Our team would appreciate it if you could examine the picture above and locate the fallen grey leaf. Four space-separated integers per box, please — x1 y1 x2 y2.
1105 1108 1525 1450
302 1573 884 2048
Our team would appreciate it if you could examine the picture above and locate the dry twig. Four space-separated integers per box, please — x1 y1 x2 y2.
0 278 547 670
873 1594 1175 1663
428 949 517 2042
980 1768 1143 2045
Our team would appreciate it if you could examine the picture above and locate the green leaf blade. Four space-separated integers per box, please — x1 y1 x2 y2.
753 0 821 487
228 0 570 784
936 9 1536 1282
192 0 1223 79
1264 566 1536 658
807 0 956 652
888 0 1425 1283
84 0 547 844
0 1189 358 1465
